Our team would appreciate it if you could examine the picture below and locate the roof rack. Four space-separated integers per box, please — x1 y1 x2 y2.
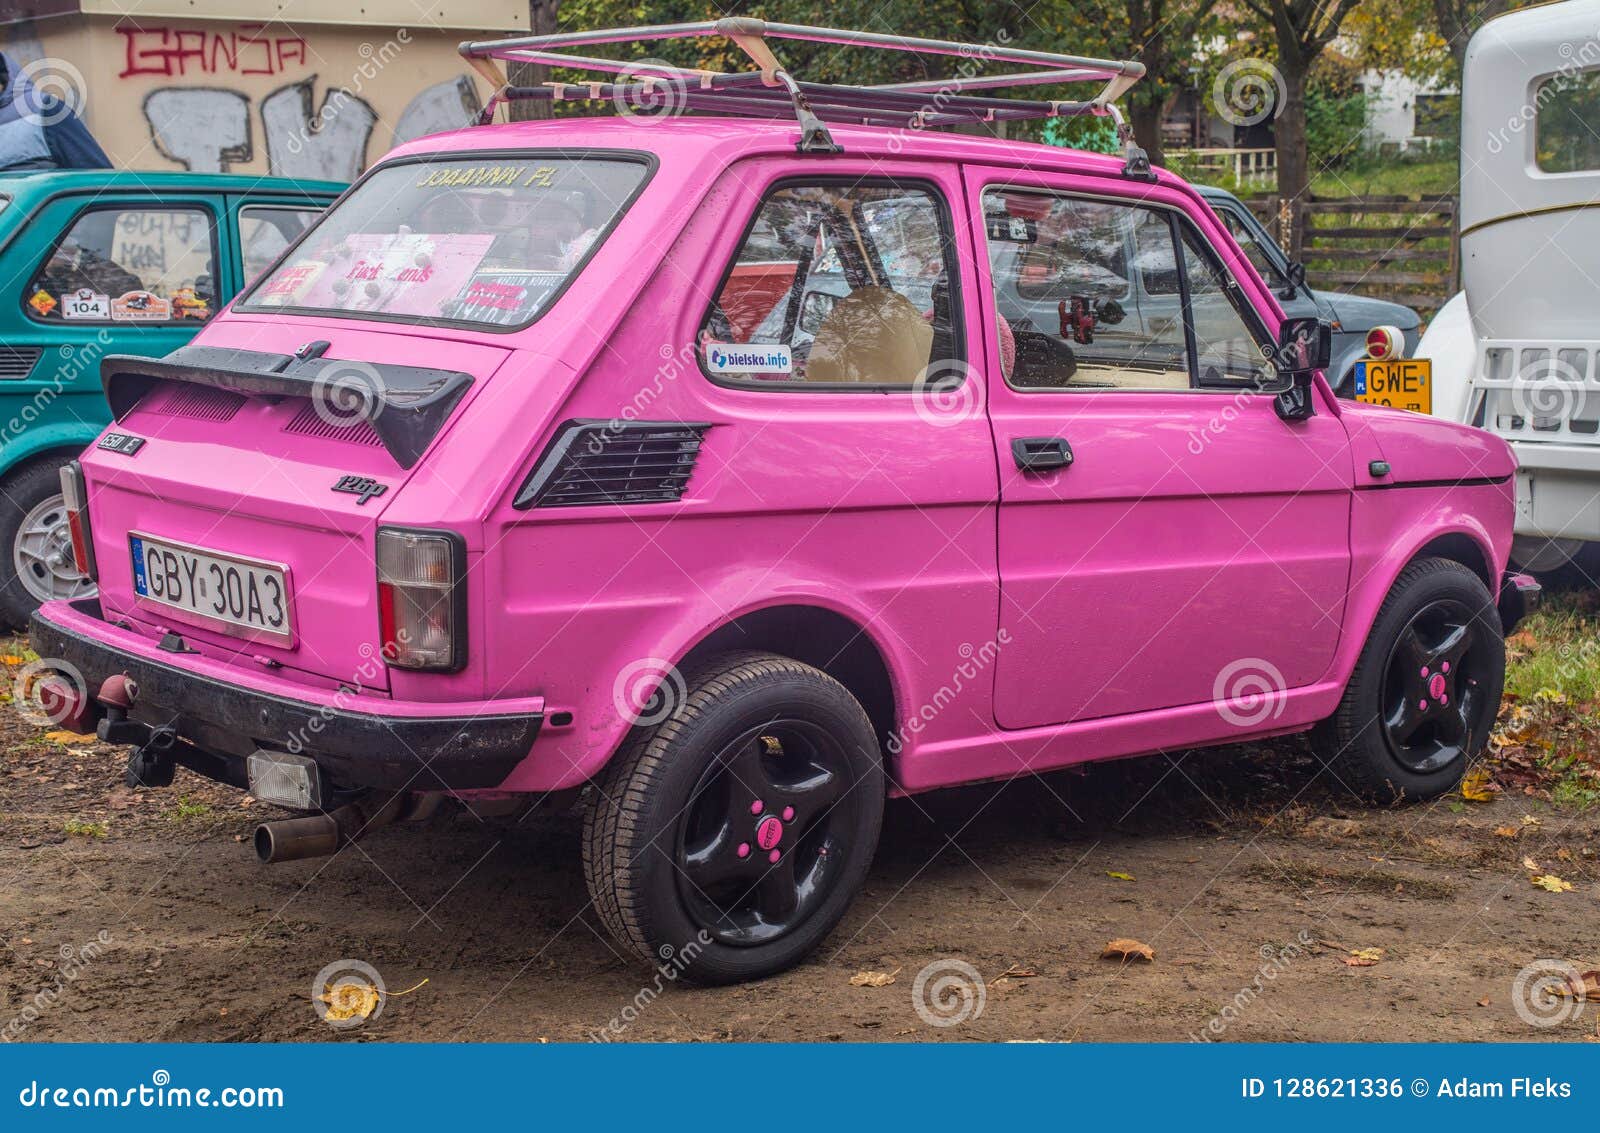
459 20 1152 175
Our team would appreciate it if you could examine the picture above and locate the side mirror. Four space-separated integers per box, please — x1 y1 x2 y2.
1271 316 1332 421
1277 260 1307 300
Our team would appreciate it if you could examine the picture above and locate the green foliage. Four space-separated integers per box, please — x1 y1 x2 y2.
1042 113 1120 154
1304 83 1367 168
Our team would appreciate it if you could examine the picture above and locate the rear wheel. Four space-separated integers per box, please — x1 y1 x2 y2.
0 458 95 629
583 652 884 985
1316 558 1504 802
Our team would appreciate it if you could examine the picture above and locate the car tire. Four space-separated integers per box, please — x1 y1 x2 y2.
582 651 884 986
0 457 95 630
1315 557 1504 802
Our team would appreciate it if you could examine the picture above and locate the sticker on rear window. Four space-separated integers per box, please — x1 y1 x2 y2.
704 343 793 375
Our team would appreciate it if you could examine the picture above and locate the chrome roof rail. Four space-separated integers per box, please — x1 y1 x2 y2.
460 19 1146 157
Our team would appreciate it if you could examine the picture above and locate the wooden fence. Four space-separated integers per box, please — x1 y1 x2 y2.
1243 194 1459 319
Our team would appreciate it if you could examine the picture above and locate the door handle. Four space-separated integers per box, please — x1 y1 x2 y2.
1012 436 1073 472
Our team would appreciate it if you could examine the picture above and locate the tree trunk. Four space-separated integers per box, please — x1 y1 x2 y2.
508 0 560 122
1274 61 1309 252
1131 98 1165 168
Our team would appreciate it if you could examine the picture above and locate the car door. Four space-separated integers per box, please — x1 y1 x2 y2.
967 167 1354 729
11 192 226 432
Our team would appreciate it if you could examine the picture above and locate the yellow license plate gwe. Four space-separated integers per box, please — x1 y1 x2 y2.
1355 358 1432 414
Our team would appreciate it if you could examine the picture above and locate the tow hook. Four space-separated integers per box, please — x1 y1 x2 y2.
254 792 441 865
125 726 178 789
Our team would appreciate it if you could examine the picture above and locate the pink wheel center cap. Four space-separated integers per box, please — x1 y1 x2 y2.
1428 673 1447 700
755 815 784 851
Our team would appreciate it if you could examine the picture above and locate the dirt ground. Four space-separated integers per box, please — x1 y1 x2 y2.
4 681 1597 1044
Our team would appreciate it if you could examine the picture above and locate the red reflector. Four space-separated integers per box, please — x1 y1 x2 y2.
66 511 92 577
377 580 399 661
1365 327 1397 360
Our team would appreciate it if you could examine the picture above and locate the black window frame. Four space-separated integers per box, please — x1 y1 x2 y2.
22 200 222 328
233 148 659 335
697 174 967 394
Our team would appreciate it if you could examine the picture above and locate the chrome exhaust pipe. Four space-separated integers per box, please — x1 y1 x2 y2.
253 793 410 864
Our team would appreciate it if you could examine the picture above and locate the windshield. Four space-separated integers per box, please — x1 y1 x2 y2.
242 156 649 328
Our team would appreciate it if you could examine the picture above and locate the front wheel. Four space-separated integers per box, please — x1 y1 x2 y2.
583 652 884 985
1315 558 1504 802
0 458 95 629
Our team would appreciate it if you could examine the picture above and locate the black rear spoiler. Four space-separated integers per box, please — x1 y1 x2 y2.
101 343 474 469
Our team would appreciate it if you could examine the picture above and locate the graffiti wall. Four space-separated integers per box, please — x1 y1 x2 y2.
2 15 496 181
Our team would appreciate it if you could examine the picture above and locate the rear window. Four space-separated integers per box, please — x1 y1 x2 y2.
241 156 649 328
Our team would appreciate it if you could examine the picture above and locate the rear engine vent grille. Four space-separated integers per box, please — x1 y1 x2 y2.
282 400 384 447
0 346 42 380
516 420 710 509
139 381 247 422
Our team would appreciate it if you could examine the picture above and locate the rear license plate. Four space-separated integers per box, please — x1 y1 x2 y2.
1355 358 1432 414
129 533 292 645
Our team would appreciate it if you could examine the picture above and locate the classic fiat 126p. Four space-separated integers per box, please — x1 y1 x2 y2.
29 22 1535 983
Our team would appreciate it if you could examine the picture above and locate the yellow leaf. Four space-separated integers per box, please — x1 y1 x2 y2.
1460 770 1495 802
1532 874 1573 893
1106 871 1135 881
1492 826 1518 838
1101 938 1155 962
1 654 22 665
1345 947 1384 966
320 983 381 1022
1521 815 1542 828
1523 856 1541 872
849 968 899 987
44 730 95 745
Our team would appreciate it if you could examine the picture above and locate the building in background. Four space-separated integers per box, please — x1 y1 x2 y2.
0 0 527 180
1360 70 1456 154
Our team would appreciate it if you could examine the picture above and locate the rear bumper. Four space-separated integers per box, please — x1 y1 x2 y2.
30 599 542 792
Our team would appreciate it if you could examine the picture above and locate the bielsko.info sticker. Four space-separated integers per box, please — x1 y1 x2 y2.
704 343 793 375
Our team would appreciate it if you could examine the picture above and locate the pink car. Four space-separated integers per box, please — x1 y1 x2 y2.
31 23 1535 984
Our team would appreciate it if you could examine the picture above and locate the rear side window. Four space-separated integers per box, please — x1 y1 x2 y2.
242 156 650 328
239 205 322 285
701 182 961 386
27 205 218 324
1536 69 1600 173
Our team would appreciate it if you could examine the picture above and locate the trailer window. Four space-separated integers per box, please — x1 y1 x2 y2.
1536 69 1600 173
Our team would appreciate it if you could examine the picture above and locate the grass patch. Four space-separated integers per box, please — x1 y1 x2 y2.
63 819 106 838
1309 156 1458 199
165 796 211 823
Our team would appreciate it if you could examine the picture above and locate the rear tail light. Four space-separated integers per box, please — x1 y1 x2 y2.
1365 325 1403 361
59 461 97 582
375 527 466 671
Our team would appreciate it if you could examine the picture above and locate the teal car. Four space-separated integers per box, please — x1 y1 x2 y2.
0 170 342 626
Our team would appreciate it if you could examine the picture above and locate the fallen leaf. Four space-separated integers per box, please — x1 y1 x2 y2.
1552 970 1600 1001
1101 938 1155 962
1344 947 1385 967
44 730 94 745
1523 855 1541 872
1460 769 1496 802
1492 825 1518 838
1532 874 1573 893
1476 997 1491 1008
1521 815 1542 828
1507 630 1537 650
849 968 900 988
1106 871 1135 881
321 983 381 1022
1 653 21 665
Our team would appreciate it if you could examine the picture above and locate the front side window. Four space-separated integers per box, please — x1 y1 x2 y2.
239 205 323 285
242 156 649 328
983 190 1188 390
27 206 217 324
1536 69 1600 173
702 182 959 385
